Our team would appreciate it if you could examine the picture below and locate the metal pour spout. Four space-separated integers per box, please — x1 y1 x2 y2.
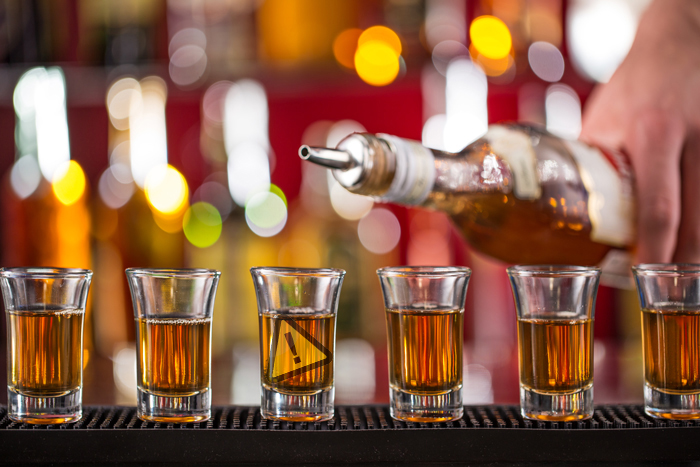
298 145 356 170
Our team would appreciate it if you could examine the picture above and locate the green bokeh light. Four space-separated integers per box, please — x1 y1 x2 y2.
269 183 287 207
183 202 223 248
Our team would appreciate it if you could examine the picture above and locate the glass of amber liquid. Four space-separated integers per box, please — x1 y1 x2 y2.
0 267 92 424
508 265 600 421
126 268 220 423
251 267 345 422
633 264 700 419
377 266 471 422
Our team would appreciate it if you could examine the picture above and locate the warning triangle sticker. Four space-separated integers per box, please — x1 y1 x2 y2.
269 318 333 383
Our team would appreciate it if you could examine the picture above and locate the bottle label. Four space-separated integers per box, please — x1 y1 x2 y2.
563 140 635 247
485 126 541 200
379 134 435 205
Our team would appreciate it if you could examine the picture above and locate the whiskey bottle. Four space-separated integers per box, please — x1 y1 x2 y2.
299 124 634 285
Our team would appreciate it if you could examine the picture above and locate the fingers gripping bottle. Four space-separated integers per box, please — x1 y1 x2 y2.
299 124 634 286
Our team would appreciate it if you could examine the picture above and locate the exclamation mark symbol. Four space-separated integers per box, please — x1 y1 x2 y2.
285 332 301 364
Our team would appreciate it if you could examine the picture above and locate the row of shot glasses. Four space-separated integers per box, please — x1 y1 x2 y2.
0 264 696 424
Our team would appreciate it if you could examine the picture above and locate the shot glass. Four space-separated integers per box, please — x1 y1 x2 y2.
633 264 700 419
126 268 220 423
251 267 345 422
377 266 470 422
507 265 600 421
0 267 92 424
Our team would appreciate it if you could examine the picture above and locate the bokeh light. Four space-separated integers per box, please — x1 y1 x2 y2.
355 40 400 87
431 40 469 76
469 16 512 60
358 26 402 56
227 142 270 207
424 0 467 50
329 182 374 220
545 84 582 140
98 166 135 210
444 58 488 152
422 114 447 150
528 41 565 82
130 77 168 188
193 180 233 220
144 164 189 215
269 184 287 207
326 119 366 147
106 78 141 131
333 28 362 69
169 28 208 87
10 156 41 199
357 208 401 254
472 49 514 78
52 160 86 206
224 79 269 152
245 191 287 237
183 202 222 248
14 67 71 182
354 26 402 87
567 0 639 82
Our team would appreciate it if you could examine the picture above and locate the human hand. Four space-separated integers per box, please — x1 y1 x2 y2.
580 0 700 264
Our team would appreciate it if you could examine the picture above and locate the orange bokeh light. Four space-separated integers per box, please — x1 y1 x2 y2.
333 28 362 69
358 26 402 56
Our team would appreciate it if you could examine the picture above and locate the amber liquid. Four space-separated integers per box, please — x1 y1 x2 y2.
7 308 84 397
642 308 700 393
386 308 463 394
136 317 211 396
518 318 593 393
260 313 335 394
427 138 614 265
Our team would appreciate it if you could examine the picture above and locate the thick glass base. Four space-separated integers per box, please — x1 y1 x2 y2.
261 384 334 422
645 384 700 420
137 387 211 423
8 387 82 424
520 384 593 421
390 386 463 422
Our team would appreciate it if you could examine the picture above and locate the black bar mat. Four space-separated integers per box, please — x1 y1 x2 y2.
1 405 699 465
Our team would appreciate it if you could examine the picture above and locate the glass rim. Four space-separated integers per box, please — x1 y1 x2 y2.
250 266 346 278
125 268 221 278
377 266 471 278
632 263 700 275
506 265 600 277
0 267 93 279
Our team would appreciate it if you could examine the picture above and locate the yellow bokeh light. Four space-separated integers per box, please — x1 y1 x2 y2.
144 165 189 215
355 41 400 87
52 160 86 206
333 28 363 69
358 26 402 56
470 16 512 60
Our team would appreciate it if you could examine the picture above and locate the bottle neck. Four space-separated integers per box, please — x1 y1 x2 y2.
300 132 513 206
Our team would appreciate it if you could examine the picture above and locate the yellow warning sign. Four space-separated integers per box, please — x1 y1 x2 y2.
270 318 332 383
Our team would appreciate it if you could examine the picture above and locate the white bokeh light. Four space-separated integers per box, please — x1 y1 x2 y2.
227 142 271 207
129 77 168 188
357 208 401 254
99 166 135 209
528 41 565 82
10 156 41 199
444 59 488 152
245 191 287 237
329 181 374 220
545 84 582 140
567 0 647 82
